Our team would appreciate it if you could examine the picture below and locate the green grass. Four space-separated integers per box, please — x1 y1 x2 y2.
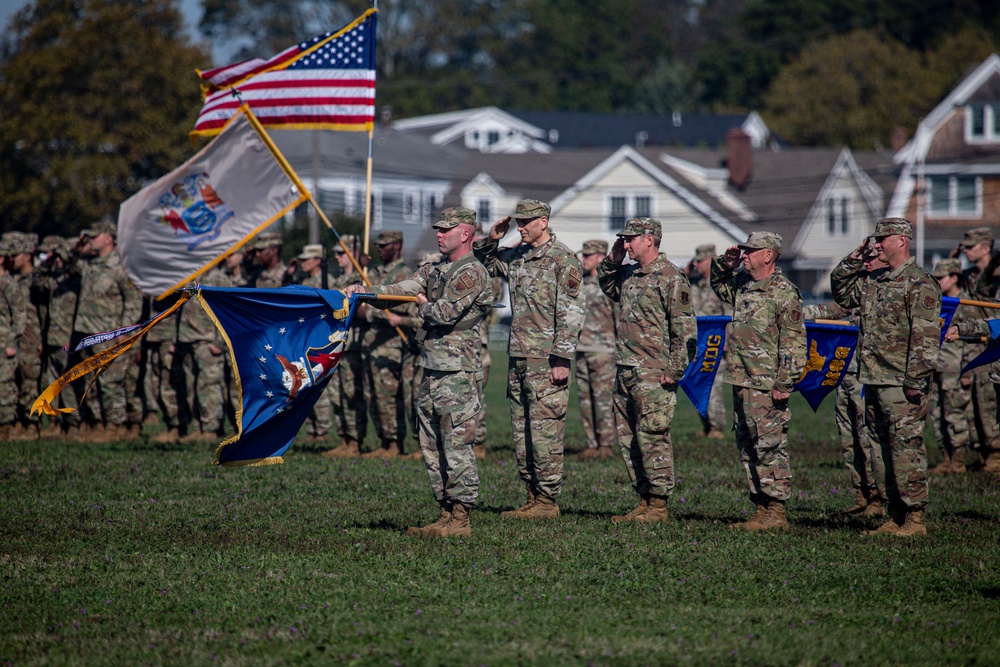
2 351 1000 665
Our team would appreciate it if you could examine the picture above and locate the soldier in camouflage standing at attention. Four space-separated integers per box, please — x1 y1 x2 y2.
576 239 618 460
174 261 231 442
599 219 697 523
34 236 78 437
0 239 25 440
360 231 421 459
70 221 142 441
688 243 729 438
712 231 806 531
832 218 940 537
3 232 41 440
345 207 492 537
323 235 369 457
146 295 181 443
475 199 585 519
251 232 286 288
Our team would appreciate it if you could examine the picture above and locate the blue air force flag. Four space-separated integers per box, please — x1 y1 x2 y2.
793 322 859 412
962 318 1000 374
196 286 356 466
679 316 730 419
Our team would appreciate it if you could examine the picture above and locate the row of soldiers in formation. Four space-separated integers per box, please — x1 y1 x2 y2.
1 204 993 539
347 203 996 539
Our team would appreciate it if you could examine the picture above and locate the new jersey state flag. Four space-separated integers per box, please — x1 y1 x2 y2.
118 107 307 298
197 285 357 466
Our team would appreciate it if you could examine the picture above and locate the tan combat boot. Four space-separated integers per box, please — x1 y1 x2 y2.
7 423 28 441
751 498 788 531
126 423 143 439
323 438 361 458
0 424 11 441
842 488 868 514
580 447 601 460
153 428 180 444
429 502 471 538
981 451 1000 474
635 495 669 524
362 440 394 459
859 490 886 517
407 500 452 537
398 442 422 460
501 484 538 518
863 515 902 536
950 449 967 474
473 445 486 460
611 494 649 524
928 453 953 476
893 509 927 537
520 494 560 519
705 428 726 439
729 495 767 530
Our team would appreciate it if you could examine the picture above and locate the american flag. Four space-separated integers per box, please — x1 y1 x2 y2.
192 9 376 137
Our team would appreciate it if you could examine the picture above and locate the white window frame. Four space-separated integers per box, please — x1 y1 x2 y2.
824 195 851 237
606 192 656 231
965 104 1000 144
927 175 982 218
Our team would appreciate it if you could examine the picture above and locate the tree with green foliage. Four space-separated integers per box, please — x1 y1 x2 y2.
0 0 208 236
763 28 999 149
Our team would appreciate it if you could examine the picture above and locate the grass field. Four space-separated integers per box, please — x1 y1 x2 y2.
3 351 1000 665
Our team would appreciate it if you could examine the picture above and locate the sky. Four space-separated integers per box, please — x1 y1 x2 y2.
1 0 207 53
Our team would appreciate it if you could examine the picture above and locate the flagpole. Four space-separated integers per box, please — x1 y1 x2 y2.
240 103 412 344
959 298 1000 310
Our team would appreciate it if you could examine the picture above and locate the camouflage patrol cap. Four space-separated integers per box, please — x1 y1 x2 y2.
433 207 476 230
738 231 782 252
961 226 993 247
297 244 323 260
2 231 38 255
512 199 551 220
38 235 66 253
693 243 716 261
872 217 912 239
375 230 403 245
333 234 360 254
617 217 662 238
932 258 962 278
581 239 609 255
81 221 117 239
252 232 282 250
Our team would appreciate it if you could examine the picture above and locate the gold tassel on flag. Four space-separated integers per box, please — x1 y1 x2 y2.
31 292 192 418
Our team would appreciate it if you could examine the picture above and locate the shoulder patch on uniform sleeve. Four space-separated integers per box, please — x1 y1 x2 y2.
563 266 582 297
680 289 690 305
921 294 936 311
789 309 802 323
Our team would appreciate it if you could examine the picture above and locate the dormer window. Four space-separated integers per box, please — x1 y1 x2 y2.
966 104 1000 143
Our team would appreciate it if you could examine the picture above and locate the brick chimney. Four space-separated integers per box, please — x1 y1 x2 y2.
890 126 908 151
726 128 752 190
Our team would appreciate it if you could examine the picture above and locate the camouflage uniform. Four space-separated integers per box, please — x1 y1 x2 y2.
960 233 1000 469
3 232 42 427
803 301 877 500
362 248 419 449
711 232 806 506
690 245 731 436
474 276 504 453
251 232 286 289
577 240 618 454
33 237 78 423
144 295 180 433
0 247 26 431
329 265 367 448
831 220 940 519
175 267 230 437
370 212 492 507
474 200 585 502
70 228 142 429
598 221 697 502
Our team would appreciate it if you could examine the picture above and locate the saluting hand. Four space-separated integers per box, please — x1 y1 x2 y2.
848 238 870 261
609 238 626 264
722 246 742 270
490 216 511 242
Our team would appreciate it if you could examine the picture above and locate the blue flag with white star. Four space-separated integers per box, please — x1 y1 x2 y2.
196 285 356 466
